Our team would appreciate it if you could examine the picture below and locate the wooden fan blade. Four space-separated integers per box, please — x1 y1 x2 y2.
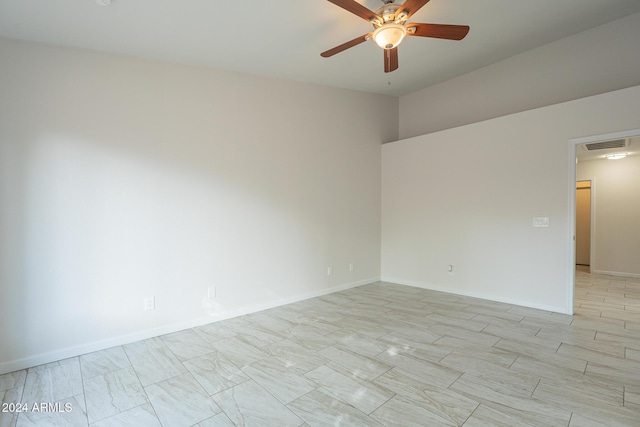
408 23 470 40
326 0 378 22
396 0 431 19
321 33 372 57
384 47 398 73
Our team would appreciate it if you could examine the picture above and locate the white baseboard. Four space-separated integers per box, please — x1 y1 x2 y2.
381 276 569 314
590 269 640 279
0 277 379 375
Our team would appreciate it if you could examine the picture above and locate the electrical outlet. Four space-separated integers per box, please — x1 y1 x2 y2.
448 265 454 276
327 266 332 276
144 296 155 311
349 263 354 272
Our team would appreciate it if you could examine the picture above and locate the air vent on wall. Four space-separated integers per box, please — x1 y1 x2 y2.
582 138 629 151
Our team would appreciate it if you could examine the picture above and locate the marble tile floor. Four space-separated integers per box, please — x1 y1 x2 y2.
1 270 639 426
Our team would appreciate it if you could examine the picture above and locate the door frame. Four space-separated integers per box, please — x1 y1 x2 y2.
567 128 640 315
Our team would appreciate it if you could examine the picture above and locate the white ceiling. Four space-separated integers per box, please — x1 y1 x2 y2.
1 0 640 97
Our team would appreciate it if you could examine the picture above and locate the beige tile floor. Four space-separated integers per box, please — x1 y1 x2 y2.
1 269 639 426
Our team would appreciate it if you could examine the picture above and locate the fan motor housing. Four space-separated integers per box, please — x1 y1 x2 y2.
373 3 403 26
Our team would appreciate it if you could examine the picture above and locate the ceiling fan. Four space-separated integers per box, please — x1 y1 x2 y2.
321 0 469 73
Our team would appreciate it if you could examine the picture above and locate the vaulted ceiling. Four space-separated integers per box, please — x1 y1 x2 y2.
1 0 640 96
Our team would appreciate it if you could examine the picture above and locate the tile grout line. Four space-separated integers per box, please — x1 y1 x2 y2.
121 345 165 427
78 357 89 426
459 402 482 427
529 378 541 398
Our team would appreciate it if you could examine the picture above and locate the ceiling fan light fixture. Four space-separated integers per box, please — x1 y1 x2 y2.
372 23 407 49
321 0 469 72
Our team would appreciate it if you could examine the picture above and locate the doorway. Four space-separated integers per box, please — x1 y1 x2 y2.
575 180 591 269
568 128 640 315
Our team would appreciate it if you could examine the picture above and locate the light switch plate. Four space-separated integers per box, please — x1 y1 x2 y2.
533 217 550 227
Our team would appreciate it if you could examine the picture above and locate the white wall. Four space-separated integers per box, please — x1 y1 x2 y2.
399 12 640 139
0 38 398 373
382 85 640 313
577 155 640 277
